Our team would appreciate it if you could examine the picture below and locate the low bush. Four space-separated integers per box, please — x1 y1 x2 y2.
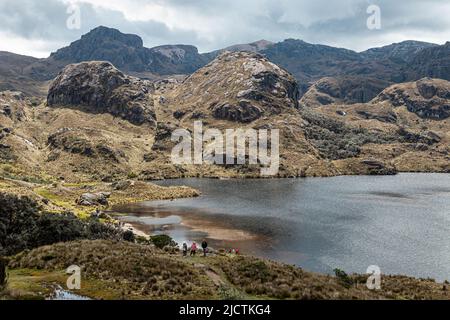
334 268 354 288
0 193 123 256
300 110 397 160
123 230 135 242
150 235 177 249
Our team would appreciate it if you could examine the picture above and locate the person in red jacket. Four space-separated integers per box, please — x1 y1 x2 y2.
190 242 198 256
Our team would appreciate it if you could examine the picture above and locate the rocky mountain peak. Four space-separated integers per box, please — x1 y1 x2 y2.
47 61 156 126
361 40 438 62
49 27 149 72
45 26 208 76
80 26 144 48
222 40 274 53
150 45 200 59
168 51 299 123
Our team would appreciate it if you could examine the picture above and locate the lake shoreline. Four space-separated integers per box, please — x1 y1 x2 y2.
111 173 450 282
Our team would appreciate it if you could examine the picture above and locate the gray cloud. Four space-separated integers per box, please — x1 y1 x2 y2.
1 0 449 57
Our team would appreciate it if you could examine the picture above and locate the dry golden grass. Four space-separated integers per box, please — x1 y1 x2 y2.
8 240 217 300
4 240 449 300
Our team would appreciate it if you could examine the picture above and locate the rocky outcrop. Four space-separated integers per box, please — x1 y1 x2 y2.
50 26 147 72
211 101 263 123
170 51 299 123
410 42 450 81
47 128 126 162
361 41 438 63
47 61 156 126
31 26 210 79
300 76 392 106
204 40 274 60
361 159 397 175
5 26 450 102
373 78 450 119
148 45 210 75
76 192 111 206
260 39 404 94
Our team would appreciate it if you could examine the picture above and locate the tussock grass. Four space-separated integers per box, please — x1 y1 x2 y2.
214 255 449 300
9 240 217 300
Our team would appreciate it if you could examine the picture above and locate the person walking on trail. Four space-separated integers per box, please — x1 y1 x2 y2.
190 242 197 256
201 239 208 257
182 242 188 257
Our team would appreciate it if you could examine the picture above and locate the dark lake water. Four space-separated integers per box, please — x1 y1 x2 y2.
113 174 450 281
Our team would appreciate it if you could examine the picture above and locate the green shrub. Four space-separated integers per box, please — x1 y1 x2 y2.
127 172 138 179
0 193 123 256
238 260 271 283
32 212 85 247
218 285 245 300
334 268 354 288
0 193 40 256
150 234 177 249
123 230 135 242
300 110 397 160
136 236 151 245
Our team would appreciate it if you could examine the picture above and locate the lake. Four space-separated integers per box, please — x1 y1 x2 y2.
112 173 450 281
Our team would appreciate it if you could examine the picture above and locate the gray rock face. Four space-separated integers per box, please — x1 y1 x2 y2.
211 101 263 123
301 76 392 106
46 26 209 76
76 192 111 206
410 42 450 81
361 40 438 63
169 51 299 124
51 26 146 72
361 159 397 175
47 61 156 126
356 110 398 124
374 78 450 119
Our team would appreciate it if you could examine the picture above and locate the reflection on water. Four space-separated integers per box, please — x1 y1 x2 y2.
112 173 450 281
47 286 91 300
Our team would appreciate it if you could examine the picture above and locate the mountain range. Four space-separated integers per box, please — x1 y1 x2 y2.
0 26 449 183
2 26 450 103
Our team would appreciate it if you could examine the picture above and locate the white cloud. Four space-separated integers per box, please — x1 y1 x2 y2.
1 0 450 57
0 31 63 58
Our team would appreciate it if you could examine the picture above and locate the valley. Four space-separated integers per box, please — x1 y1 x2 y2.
0 25 449 301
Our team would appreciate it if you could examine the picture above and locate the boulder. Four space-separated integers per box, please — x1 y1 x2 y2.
76 192 111 206
47 61 157 126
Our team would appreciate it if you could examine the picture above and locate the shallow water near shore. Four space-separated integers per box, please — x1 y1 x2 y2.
113 173 450 281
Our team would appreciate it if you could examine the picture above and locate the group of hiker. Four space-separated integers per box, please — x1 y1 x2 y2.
182 239 209 257
181 240 241 257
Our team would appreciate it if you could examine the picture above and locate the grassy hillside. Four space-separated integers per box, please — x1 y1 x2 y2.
2 240 449 300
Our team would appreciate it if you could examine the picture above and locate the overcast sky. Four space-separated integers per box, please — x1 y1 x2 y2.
1 0 450 58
